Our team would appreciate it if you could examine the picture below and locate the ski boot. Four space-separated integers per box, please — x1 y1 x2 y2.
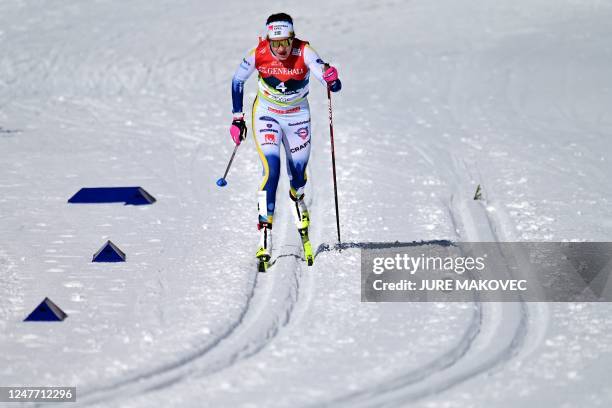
291 193 313 266
256 222 272 272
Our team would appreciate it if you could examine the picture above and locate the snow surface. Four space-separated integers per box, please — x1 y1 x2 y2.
1 0 612 407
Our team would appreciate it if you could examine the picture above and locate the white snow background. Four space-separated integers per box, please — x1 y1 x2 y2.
1 0 612 407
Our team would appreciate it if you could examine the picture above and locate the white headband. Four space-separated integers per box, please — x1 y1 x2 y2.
267 21 294 39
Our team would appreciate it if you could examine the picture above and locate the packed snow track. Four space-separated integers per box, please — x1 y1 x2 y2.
1 1 612 407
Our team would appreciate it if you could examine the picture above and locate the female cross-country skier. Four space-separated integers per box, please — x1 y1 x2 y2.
230 12 342 271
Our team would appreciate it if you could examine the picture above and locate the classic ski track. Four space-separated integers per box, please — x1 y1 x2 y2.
36 111 531 408
70 141 307 407
312 146 531 408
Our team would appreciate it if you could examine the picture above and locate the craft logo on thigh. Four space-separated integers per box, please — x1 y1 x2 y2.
290 140 310 153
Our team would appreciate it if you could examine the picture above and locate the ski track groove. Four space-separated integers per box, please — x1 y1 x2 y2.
311 302 484 408
311 143 533 407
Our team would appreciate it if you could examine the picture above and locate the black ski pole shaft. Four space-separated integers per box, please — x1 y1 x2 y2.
327 86 341 245
222 144 239 179
216 144 239 187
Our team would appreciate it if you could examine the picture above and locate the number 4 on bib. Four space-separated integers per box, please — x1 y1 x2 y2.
276 82 287 92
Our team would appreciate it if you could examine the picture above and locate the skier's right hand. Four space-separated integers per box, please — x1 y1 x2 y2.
230 113 247 145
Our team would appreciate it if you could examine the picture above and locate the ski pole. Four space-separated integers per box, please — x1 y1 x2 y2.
327 86 342 245
216 144 239 187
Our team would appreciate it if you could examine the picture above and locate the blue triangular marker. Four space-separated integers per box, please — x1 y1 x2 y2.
93 240 126 262
68 187 156 205
24 297 68 321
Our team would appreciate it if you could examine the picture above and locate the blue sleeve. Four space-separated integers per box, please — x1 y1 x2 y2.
231 50 256 114
232 78 245 113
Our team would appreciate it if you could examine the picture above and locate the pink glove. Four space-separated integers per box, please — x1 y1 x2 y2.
323 66 339 83
230 115 247 145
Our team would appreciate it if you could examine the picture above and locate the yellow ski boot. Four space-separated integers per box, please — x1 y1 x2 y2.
256 222 272 272
291 193 313 266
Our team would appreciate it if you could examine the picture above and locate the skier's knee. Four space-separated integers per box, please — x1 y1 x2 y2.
290 187 305 201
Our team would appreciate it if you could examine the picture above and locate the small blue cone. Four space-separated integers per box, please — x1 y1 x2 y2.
93 240 126 262
24 297 68 321
216 178 227 187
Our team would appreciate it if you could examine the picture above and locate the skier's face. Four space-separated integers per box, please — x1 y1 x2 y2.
270 37 293 60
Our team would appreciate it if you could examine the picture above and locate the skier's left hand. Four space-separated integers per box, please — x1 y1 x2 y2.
323 65 342 92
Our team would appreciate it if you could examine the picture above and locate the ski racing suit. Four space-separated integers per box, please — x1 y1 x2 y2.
231 37 329 225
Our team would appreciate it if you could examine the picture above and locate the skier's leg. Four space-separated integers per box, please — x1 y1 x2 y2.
281 109 311 229
281 107 314 266
252 99 283 225
252 99 282 268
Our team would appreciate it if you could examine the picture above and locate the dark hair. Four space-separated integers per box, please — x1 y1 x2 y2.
266 13 293 25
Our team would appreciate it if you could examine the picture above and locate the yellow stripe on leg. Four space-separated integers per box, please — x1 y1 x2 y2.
251 96 269 191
